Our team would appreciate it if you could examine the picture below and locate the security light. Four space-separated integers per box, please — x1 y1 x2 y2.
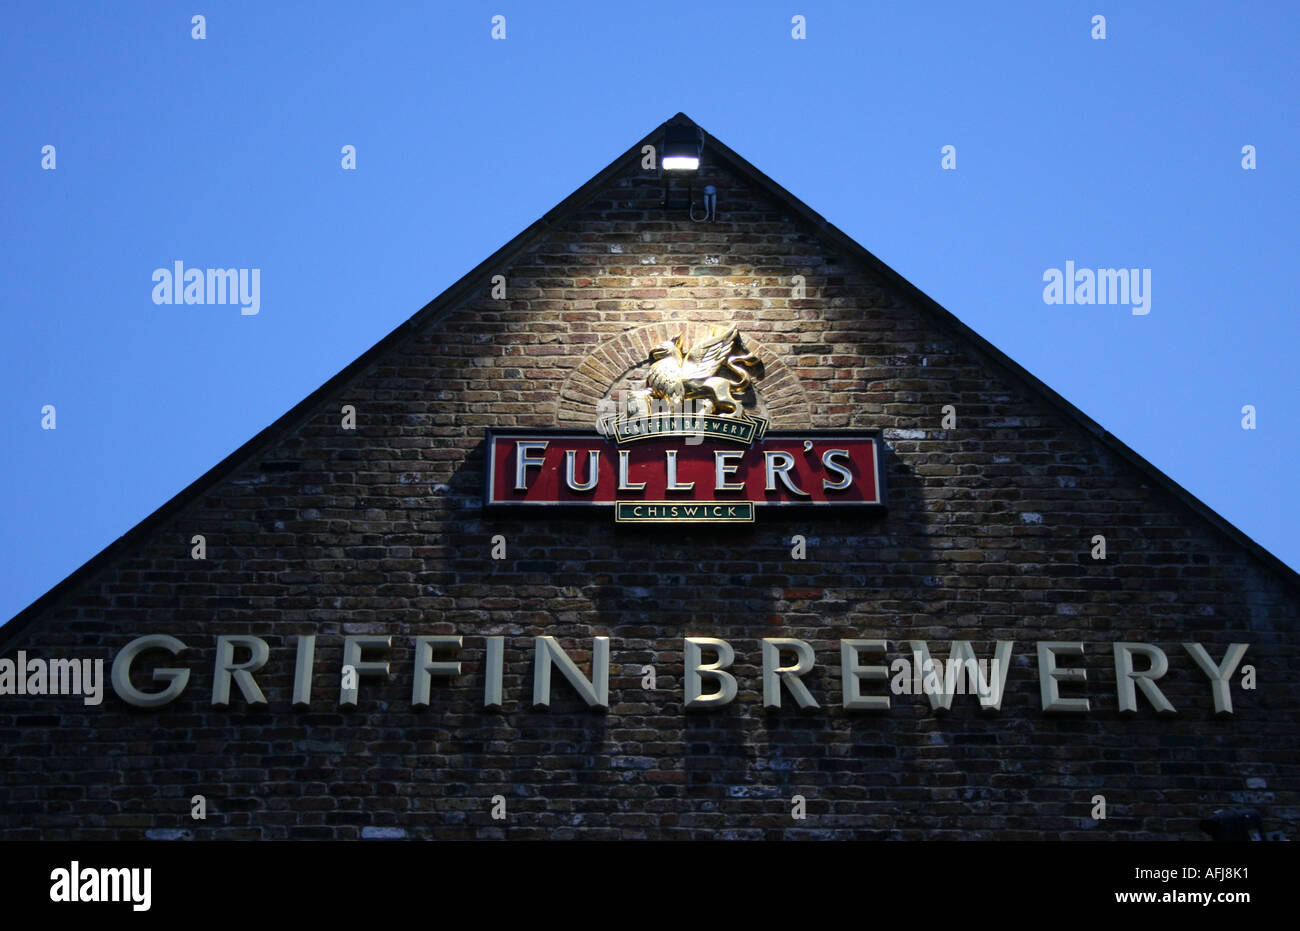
662 123 702 171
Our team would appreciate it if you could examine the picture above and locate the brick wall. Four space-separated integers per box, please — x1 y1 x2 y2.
2 152 1296 840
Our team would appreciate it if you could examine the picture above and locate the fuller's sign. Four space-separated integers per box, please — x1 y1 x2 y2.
486 430 884 522
484 325 886 522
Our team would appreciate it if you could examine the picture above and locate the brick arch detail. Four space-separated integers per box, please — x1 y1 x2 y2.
556 322 813 428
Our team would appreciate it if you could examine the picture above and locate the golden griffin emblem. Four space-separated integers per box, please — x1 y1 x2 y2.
627 326 759 419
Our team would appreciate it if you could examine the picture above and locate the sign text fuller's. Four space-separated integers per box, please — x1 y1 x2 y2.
486 432 884 522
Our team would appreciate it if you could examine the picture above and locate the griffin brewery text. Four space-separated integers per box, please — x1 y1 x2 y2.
107 634 1250 716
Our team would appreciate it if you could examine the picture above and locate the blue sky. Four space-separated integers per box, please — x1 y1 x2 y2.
2 1 1296 623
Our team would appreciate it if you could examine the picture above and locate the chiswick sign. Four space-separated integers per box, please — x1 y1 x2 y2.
485 327 885 522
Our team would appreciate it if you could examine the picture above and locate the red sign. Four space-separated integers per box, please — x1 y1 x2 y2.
485 430 885 522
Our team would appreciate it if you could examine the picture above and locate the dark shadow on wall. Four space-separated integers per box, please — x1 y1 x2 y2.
436 437 945 832
445 437 942 623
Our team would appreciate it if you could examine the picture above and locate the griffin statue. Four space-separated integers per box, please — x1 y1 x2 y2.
626 327 759 419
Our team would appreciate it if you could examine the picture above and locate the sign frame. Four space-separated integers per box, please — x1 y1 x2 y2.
483 427 889 517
